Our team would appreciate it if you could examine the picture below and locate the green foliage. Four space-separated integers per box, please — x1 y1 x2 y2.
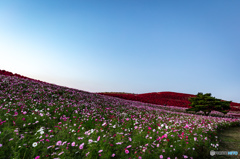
186 92 231 116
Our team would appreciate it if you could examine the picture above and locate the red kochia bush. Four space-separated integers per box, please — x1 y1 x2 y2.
99 92 240 111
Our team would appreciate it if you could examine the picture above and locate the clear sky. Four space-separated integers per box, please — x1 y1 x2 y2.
0 0 240 103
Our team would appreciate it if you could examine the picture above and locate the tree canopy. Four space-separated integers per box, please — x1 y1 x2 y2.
186 92 231 116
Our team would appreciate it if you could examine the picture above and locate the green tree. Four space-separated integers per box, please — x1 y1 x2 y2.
186 92 231 116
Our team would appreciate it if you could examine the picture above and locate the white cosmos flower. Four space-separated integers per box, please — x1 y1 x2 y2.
32 142 38 147
113 125 116 128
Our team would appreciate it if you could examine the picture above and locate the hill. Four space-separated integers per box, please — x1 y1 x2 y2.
0 69 240 159
98 92 240 112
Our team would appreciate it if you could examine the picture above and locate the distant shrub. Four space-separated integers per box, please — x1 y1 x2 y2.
186 92 231 116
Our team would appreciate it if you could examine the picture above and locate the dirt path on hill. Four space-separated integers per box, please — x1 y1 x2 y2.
213 126 240 159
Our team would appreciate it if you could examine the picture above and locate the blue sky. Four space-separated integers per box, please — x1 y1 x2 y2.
0 0 240 102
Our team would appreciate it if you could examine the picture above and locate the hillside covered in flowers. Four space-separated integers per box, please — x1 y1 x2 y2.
0 70 239 159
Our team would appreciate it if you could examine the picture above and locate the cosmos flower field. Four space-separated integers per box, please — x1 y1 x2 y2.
0 74 239 159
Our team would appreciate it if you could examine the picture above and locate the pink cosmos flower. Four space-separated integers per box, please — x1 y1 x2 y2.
162 134 167 139
125 149 129 154
112 153 115 157
116 142 123 145
35 156 40 159
160 155 163 159
148 126 152 130
126 145 132 148
79 143 84 149
184 124 189 129
97 136 100 141
86 152 90 156
71 142 75 146
88 139 93 144
56 141 62 146
98 150 103 153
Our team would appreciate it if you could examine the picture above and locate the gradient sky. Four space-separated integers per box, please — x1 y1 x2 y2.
0 0 240 103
